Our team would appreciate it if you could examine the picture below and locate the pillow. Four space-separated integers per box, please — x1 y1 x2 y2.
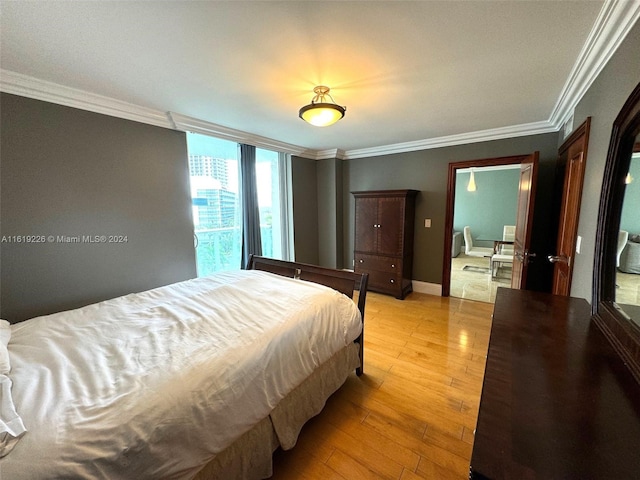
0 320 10 375
628 233 640 243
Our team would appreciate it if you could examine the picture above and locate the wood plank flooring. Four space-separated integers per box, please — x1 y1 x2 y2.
270 291 494 479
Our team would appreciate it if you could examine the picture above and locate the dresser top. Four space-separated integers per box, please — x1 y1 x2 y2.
471 288 640 480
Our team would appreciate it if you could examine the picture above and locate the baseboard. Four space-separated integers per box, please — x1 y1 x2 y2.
411 280 442 296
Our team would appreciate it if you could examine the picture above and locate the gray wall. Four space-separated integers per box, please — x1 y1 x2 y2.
454 169 519 248
316 158 344 269
0 93 196 322
568 21 640 301
291 156 319 265
339 133 560 288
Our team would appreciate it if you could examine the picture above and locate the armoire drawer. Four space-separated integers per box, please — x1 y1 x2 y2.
355 254 400 273
365 270 403 291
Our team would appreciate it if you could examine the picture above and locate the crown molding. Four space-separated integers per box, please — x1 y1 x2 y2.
168 112 310 157
548 0 640 129
309 149 347 160
0 70 172 129
0 70 317 158
342 121 557 160
1 1 637 161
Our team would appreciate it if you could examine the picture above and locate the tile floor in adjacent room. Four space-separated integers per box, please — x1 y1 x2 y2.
449 253 512 304
616 270 640 306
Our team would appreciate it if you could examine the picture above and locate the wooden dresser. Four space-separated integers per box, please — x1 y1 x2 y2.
470 288 640 479
352 190 418 299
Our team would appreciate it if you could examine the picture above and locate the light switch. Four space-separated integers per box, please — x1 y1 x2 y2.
424 218 432 228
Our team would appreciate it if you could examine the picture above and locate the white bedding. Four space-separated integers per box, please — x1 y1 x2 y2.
0 270 362 479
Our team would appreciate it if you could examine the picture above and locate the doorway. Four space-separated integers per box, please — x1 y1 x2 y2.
450 165 520 302
442 153 539 301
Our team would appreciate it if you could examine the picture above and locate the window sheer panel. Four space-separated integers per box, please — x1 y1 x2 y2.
255 149 291 261
280 153 294 261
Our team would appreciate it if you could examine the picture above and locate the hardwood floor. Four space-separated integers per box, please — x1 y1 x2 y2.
270 291 494 480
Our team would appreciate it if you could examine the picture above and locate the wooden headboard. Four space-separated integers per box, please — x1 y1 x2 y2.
247 255 369 375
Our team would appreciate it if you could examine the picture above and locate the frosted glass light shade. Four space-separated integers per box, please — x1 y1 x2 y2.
467 170 477 191
299 103 345 127
299 86 346 127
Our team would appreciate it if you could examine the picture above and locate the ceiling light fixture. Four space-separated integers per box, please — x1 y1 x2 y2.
299 86 346 127
467 169 477 192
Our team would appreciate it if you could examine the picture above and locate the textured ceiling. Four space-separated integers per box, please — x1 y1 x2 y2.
1 1 606 154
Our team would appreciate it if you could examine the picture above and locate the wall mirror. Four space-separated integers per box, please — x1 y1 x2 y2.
617 146 640 316
593 80 640 383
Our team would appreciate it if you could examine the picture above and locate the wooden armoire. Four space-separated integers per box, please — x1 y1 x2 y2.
352 190 418 299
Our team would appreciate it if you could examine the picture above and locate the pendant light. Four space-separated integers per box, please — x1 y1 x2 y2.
299 86 346 127
467 169 477 192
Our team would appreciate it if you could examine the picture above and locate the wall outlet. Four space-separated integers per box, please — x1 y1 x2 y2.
424 218 432 228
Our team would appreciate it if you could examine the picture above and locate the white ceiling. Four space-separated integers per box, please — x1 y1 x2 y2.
1 1 637 158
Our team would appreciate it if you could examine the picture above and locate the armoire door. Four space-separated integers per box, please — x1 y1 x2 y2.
355 196 379 253
377 197 404 256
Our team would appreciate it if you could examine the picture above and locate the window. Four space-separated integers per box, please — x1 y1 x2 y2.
187 134 241 276
255 148 292 261
186 133 292 276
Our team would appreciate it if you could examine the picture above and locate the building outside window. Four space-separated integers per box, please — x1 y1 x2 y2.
186 133 292 276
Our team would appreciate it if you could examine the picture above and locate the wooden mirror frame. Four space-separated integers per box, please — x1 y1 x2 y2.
592 80 640 384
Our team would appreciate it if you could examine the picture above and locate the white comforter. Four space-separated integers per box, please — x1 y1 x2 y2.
0 270 362 479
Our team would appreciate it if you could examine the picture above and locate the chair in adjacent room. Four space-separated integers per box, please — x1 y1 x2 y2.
463 226 494 258
490 225 515 278
617 230 629 268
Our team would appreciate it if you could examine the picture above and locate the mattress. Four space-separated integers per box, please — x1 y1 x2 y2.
0 270 362 479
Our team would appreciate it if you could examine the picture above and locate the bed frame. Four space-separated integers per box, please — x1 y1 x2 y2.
247 255 368 375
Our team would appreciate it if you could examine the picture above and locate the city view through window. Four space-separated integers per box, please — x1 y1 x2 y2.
186 133 285 276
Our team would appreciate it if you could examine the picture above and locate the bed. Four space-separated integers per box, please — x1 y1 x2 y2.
0 255 368 479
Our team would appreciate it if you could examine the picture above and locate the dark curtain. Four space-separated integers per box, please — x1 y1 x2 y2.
239 143 262 268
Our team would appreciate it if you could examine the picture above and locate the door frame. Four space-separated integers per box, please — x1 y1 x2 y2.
511 155 540 289
442 154 538 297
551 117 591 295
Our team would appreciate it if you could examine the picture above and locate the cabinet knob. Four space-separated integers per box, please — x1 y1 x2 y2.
390 279 395 283
359 259 364 263
391 264 395 268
